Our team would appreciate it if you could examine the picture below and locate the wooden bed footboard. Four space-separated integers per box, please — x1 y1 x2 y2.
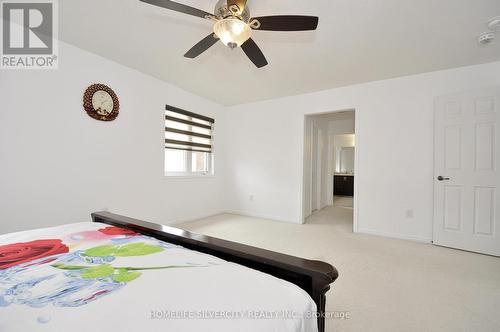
91 211 338 332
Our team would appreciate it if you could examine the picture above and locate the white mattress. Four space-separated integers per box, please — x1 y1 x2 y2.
0 222 318 332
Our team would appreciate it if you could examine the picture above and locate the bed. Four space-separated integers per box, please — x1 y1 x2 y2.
0 212 338 332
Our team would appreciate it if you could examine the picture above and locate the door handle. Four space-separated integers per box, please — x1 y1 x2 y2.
437 176 450 181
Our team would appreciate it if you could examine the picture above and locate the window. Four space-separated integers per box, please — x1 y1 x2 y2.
164 105 215 176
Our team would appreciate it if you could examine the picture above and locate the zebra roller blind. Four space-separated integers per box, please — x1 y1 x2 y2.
165 105 215 153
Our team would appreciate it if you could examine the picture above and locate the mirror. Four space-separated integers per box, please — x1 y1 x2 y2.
333 134 355 174
339 147 355 174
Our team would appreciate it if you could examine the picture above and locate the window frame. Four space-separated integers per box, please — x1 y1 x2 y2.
164 153 213 178
164 106 215 178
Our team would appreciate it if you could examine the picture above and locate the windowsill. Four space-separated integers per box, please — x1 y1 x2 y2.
164 173 216 179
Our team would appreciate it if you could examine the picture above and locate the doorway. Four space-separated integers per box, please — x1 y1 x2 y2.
302 110 357 229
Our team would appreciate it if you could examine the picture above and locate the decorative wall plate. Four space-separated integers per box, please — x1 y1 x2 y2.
83 84 119 121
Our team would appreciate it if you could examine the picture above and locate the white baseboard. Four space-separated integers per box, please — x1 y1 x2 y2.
223 210 302 224
168 211 226 226
170 210 300 226
171 212 432 244
356 228 432 243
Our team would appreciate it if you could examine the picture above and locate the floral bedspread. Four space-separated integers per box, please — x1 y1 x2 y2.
0 222 317 332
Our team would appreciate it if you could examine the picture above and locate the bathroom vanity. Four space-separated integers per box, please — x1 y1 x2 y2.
334 174 354 196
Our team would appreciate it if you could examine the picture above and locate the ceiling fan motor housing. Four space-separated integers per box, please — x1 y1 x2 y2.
214 0 250 22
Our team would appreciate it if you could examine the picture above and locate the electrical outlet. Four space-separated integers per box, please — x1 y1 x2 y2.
406 209 414 219
249 195 254 202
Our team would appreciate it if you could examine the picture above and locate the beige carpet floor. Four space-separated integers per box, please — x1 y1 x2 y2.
179 206 500 332
333 196 354 208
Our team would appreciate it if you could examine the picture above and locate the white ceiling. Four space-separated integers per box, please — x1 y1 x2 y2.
59 0 500 105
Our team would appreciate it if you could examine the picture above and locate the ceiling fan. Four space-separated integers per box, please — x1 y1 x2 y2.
140 0 319 68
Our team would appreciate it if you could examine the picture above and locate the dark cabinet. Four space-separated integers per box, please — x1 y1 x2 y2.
334 175 354 196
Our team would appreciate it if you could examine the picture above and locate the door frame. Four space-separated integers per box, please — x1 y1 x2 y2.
301 109 359 233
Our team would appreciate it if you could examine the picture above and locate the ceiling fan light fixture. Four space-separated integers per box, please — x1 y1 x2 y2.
214 18 251 49
140 0 320 68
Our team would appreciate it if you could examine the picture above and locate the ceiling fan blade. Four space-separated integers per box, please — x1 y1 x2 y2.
241 38 268 68
227 0 247 14
184 34 219 58
251 15 319 31
140 0 212 20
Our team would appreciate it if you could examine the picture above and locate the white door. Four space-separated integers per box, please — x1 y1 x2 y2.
434 87 500 256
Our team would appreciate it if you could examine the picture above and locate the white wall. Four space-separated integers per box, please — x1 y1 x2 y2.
2 41 499 244
0 41 226 234
224 61 500 242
